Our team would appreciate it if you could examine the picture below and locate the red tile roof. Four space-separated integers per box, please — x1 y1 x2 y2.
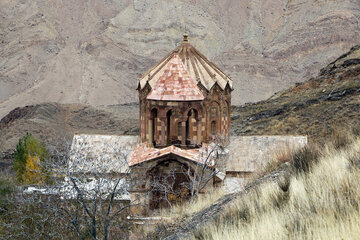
146 54 204 101
128 143 216 167
138 35 233 92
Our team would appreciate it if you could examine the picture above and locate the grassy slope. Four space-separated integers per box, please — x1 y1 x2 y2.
231 45 360 143
196 134 360 240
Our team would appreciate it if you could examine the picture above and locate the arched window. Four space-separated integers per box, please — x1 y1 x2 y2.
166 110 172 145
211 121 217 136
185 109 199 145
151 109 158 146
222 105 228 117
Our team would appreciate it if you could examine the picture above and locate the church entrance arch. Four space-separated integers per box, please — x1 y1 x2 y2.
148 159 193 209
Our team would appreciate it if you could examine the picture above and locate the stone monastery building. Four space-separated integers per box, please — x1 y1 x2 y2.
127 35 233 214
67 35 307 217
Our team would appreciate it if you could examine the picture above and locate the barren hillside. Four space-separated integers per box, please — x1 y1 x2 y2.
231 44 360 142
0 103 139 154
1 0 360 118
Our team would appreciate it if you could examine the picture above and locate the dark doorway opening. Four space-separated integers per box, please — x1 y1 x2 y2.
149 160 193 209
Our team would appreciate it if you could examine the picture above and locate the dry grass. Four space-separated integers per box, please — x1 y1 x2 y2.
256 143 320 179
160 188 225 220
145 189 225 239
256 145 297 178
195 134 360 240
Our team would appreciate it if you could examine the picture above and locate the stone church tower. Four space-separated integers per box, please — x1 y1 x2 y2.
137 34 233 148
129 35 233 215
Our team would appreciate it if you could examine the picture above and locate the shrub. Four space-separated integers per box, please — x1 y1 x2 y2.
13 133 49 184
22 155 43 184
330 127 354 150
0 179 14 214
290 145 319 174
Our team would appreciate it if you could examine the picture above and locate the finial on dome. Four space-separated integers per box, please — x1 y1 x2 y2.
183 34 188 42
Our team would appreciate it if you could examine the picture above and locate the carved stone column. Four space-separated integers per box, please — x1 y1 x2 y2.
160 117 166 146
148 119 153 147
181 121 186 147
197 120 202 145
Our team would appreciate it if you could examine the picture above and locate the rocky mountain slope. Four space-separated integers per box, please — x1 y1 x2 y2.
0 103 139 154
1 0 360 118
231 44 360 142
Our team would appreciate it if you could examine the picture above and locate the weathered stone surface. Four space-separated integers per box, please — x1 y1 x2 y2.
1 0 360 118
223 136 307 193
223 177 246 193
227 136 307 172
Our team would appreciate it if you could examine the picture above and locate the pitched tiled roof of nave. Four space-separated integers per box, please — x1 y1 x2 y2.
69 134 139 173
146 54 205 101
138 35 233 92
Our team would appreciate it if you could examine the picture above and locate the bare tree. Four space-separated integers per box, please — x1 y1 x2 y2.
187 139 227 198
0 135 141 240
147 136 228 209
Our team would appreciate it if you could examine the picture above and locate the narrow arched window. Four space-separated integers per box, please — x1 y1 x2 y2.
151 109 158 146
166 110 172 145
211 121 217 136
178 122 182 137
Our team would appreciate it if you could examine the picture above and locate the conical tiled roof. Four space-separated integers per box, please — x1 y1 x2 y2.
138 35 233 92
146 54 204 101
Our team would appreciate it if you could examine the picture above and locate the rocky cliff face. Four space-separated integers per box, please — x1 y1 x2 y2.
1 0 360 118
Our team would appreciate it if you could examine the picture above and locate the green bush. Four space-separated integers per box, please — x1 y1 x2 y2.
13 133 49 184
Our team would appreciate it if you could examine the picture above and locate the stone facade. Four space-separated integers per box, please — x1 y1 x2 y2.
130 35 232 215
138 35 233 148
129 155 215 216
139 94 231 148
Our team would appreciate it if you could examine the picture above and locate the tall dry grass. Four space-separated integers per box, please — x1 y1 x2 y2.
160 188 225 220
195 134 360 240
146 189 225 238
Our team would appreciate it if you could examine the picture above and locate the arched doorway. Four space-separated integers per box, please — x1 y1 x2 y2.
148 159 193 209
